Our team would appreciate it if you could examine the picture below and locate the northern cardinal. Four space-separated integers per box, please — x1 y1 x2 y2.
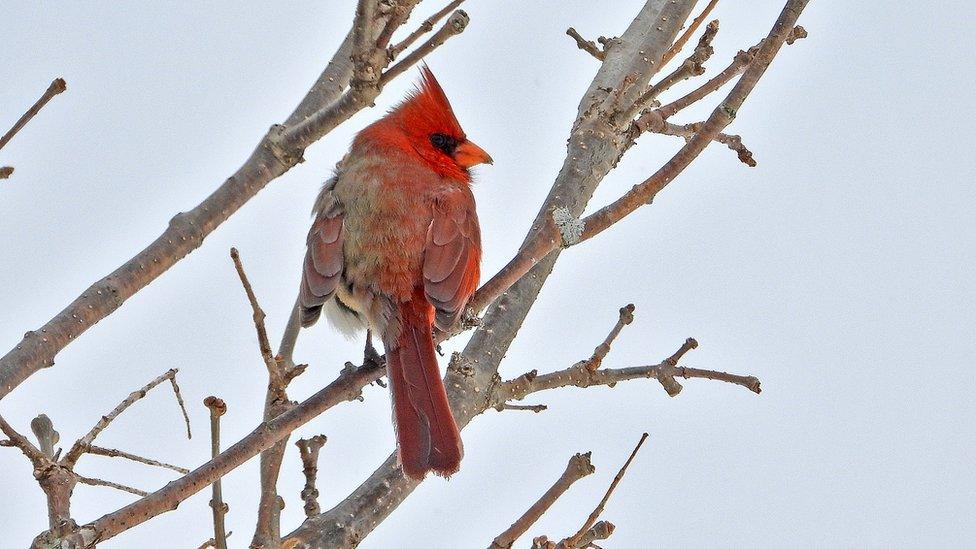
298 67 491 480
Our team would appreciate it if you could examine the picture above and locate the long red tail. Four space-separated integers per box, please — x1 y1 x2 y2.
385 299 463 480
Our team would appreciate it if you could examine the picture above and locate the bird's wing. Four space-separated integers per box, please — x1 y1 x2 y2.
423 194 481 331
299 177 345 327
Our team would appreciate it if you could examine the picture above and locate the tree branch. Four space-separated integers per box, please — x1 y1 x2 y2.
0 77 66 153
584 304 635 371
296 435 328 518
47 358 383 546
389 0 467 60
231 247 307 548
62 368 187 468
621 19 719 124
204 397 229 549
380 9 470 85
495 336 761 405
580 1 810 242
86 445 189 475
489 452 595 549
75 475 147 498
659 0 720 66
566 28 606 60
464 2 809 323
561 433 648 548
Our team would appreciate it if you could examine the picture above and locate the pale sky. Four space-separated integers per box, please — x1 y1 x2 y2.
1 1 974 548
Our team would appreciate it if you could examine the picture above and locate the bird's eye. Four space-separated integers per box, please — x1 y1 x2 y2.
430 133 456 154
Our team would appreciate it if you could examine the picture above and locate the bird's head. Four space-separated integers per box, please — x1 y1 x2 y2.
356 65 492 181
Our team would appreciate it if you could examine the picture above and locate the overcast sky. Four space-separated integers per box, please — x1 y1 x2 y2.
2 1 974 547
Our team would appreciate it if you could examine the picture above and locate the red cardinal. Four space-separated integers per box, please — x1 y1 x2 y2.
298 67 491 480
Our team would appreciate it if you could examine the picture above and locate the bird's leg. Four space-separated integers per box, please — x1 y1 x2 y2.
363 329 384 371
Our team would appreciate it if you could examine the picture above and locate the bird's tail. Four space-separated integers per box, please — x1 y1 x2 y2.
385 295 463 480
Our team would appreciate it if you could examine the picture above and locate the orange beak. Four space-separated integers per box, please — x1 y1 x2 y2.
453 140 493 168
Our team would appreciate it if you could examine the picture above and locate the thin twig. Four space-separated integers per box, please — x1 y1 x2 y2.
389 0 466 60
566 28 605 60
204 396 230 549
230 248 283 388
658 25 806 120
87 445 189 475
169 373 192 439
62 369 184 467
584 304 635 371
490 453 596 549
75 475 148 497
622 20 719 123
234 246 305 548
495 403 548 413
664 121 754 166
562 433 649 548
0 78 66 152
296 435 328 518
381 10 469 85
660 0 720 66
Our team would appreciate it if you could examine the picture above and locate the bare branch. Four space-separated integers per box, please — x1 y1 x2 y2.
230 248 284 388
656 46 755 119
57 359 383 545
75 475 148 497
584 304 635 372
581 3 810 242
0 77 66 153
566 28 606 60
232 246 307 548
169 372 192 440
463 5 810 326
62 368 185 468
296 435 328 518
562 433 648 547
623 20 719 123
658 24 806 120
496 336 761 405
633 114 756 166
389 0 467 60
204 397 229 549
490 453 596 549
660 0 720 66
0 166 13 179
86 445 189 475
494 403 548 413
381 9 470 85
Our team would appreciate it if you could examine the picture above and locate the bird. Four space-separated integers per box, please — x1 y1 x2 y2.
298 66 491 480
